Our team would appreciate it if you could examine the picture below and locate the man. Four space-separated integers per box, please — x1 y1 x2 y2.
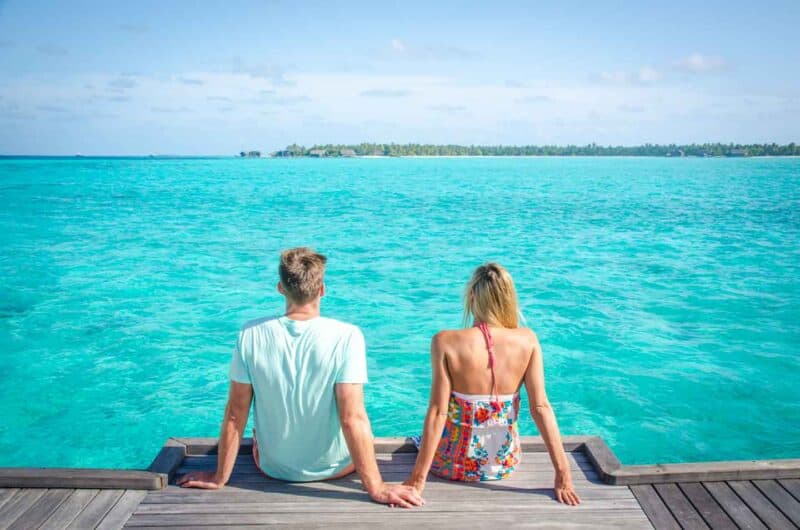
177 247 424 508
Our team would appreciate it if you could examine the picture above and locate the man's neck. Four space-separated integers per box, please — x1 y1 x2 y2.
284 299 321 321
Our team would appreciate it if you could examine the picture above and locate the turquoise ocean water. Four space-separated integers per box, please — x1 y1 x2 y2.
0 156 798 469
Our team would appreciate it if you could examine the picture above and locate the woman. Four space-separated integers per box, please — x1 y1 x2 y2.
404 263 580 505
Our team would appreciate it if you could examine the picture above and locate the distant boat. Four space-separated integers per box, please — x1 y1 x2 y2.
75 153 83 158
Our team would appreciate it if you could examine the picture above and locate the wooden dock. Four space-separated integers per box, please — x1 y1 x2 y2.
1 436 799 529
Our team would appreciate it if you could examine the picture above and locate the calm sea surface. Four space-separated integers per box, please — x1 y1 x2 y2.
0 157 798 469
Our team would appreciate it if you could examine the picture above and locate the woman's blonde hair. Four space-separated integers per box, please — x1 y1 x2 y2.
463 262 519 328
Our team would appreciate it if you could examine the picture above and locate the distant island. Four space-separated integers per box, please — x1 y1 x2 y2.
246 143 800 158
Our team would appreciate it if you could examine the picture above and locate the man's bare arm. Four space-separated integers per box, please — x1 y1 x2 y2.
335 383 424 508
177 381 253 489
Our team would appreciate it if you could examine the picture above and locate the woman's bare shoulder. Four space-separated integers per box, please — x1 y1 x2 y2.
432 328 472 341
431 328 475 348
513 327 541 351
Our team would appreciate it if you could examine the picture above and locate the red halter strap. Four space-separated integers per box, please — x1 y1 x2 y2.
476 322 501 409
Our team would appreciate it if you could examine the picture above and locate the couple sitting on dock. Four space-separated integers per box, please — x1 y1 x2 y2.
177 247 581 508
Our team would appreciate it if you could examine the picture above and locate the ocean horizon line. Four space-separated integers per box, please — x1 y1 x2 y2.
3 154 800 159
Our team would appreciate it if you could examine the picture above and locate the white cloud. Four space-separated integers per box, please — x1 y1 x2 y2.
618 104 645 113
3 68 793 152
387 39 477 60
516 95 551 104
428 104 467 113
597 66 661 85
360 89 412 98
675 53 726 73
232 59 296 87
108 77 138 90
597 70 629 84
177 77 205 86
638 66 661 83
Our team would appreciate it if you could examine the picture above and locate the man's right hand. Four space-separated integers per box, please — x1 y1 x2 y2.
176 470 224 490
370 483 425 508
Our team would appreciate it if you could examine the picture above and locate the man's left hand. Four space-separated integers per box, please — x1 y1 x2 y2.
176 470 224 489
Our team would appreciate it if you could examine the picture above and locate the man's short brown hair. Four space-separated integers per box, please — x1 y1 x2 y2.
279 247 327 303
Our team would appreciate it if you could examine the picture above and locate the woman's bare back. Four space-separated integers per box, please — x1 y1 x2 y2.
435 326 537 395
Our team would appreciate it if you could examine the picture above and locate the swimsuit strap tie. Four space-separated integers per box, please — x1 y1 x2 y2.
476 322 501 409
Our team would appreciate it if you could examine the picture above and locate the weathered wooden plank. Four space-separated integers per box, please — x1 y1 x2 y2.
190 464 598 479
147 438 186 485
97 489 147 530
39 489 100 530
780 479 800 502
126 523 649 530
6 488 72 530
175 461 603 490
0 489 18 512
629 484 680 530
138 487 640 508
144 481 634 505
178 461 594 476
179 453 591 471
583 436 622 484
0 468 163 490
704 481 767 530
174 471 611 488
177 443 800 487
133 496 642 514
173 435 595 457
66 489 124 530
175 437 254 456
215 472 601 489
177 462 596 478
728 480 794 529
181 450 592 463
124 510 651 527
178 452 592 473
652 483 708 529
0 489 45 528
752 479 800 526
677 482 736 529
212 473 602 488
611 460 800 486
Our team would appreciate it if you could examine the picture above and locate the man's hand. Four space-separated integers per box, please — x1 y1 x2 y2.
370 483 425 508
176 470 224 490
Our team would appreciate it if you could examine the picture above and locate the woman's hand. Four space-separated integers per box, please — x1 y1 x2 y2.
402 476 426 495
370 483 425 508
554 472 581 505
176 470 224 489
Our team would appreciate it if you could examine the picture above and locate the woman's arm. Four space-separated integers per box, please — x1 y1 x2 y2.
404 333 452 493
523 331 581 506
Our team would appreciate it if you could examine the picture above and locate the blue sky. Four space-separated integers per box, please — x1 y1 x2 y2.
0 0 798 154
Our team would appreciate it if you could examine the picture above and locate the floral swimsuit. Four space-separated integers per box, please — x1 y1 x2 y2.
430 322 521 481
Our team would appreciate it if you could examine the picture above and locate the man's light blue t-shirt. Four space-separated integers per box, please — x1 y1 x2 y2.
229 315 367 481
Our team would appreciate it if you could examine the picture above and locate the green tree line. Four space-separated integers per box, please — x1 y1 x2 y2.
273 142 800 157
